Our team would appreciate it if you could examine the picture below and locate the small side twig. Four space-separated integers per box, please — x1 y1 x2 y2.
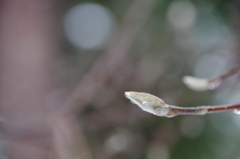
183 65 240 91
209 64 240 82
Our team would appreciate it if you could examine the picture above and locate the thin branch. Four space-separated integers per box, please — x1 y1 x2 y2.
183 65 240 91
125 91 240 118
167 103 240 116
209 64 240 82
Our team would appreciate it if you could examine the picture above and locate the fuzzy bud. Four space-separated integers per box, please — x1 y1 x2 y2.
125 91 169 117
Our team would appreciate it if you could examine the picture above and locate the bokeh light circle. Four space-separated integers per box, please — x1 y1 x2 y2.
63 3 115 50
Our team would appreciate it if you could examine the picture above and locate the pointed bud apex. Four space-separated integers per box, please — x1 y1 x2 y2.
125 91 169 117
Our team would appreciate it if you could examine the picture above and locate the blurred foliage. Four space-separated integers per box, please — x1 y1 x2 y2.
61 0 240 159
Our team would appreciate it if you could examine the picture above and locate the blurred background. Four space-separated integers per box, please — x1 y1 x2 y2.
1 0 240 159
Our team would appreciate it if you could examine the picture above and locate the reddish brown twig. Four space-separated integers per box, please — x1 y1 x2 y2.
168 103 240 117
209 64 240 83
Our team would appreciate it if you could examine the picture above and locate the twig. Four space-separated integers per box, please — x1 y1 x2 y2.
125 91 240 117
209 64 240 82
183 65 240 91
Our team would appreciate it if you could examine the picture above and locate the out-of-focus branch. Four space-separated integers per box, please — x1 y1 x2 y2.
183 65 240 91
69 0 157 113
0 0 60 158
48 113 93 159
79 105 150 132
209 64 240 82
0 121 51 149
